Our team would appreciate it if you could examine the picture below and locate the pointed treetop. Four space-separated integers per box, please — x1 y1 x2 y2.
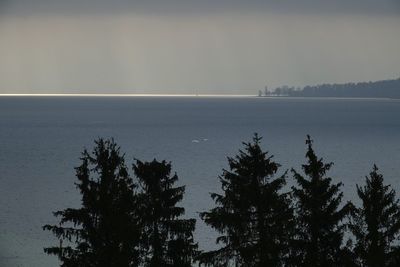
253 132 262 144
372 163 379 172
306 134 312 146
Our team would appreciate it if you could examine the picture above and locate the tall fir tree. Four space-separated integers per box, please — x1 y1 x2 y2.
350 165 400 267
200 134 294 267
291 135 351 267
43 138 141 267
133 159 198 267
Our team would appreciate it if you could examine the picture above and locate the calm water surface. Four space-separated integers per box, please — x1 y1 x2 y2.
0 96 400 266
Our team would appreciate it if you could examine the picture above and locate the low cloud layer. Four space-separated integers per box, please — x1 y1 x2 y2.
1 0 399 16
0 1 399 94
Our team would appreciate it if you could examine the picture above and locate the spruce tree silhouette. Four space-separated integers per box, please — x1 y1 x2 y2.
290 135 351 267
350 165 400 267
43 139 141 267
200 133 294 267
133 159 198 267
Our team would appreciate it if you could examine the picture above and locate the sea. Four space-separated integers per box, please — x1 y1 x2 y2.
0 96 399 266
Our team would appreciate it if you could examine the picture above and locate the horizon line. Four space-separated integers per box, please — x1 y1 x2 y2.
0 93 256 98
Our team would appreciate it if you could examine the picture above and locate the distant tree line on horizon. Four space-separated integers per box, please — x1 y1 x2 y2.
43 135 400 267
260 77 400 98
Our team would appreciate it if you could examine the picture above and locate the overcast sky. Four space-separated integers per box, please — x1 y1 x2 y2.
0 0 399 94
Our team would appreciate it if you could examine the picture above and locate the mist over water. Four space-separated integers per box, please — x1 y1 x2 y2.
0 96 399 266
1 2 399 94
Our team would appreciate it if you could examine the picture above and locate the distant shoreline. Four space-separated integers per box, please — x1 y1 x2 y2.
0 94 399 101
263 77 400 99
258 95 399 100
0 93 255 98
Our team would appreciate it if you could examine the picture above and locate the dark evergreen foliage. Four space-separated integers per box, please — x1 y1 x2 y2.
350 165 400 267
200 134 294 267
41 135 400 267
43 138 141 267
291 135 351 267
133 159 198 267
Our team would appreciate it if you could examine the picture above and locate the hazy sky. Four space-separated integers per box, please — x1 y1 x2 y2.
0 0 399 94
